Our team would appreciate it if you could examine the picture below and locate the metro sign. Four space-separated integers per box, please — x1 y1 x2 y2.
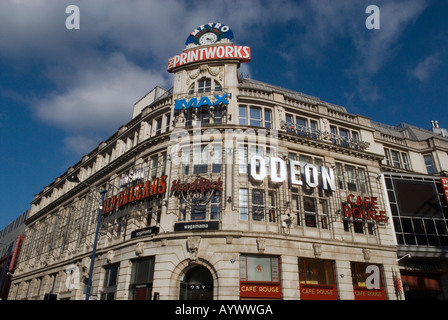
174 93 229 110
167 45 250 72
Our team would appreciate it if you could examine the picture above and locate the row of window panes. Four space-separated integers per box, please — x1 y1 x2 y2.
239 105 272 128
178 192 221 221
384 148 410 170
188 78 222 94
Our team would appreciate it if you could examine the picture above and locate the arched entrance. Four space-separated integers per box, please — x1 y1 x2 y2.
179 265 213 300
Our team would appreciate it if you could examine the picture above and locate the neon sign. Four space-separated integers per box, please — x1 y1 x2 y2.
174 93 229 110
167 45 250 72
249 156 336 191
102 175 167 215
342 194 387 222
185 23 234 46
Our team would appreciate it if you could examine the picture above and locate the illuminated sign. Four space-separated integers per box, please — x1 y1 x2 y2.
185 23 234 46
249 156 336 191
299 284 338 300
118 166 146 188
102 175 167 215
167 45 251 72
342 194 387 222
174 94 229 111
171 177 223 193
174 221 219 232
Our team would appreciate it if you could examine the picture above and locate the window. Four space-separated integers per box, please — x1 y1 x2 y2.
250 107 262 127
214 80 222 92
345 165 358 192
303 196 317 227
101 264 119 300
210 192 221 220
329 125 361 149
239 189 249 220
198 78 211 93
165 114 171 132
299 258 335 286
424 155 435 174
239 105 272 128
239 255 281 299
384 148 411 170
150 155 158 179
298 258 337 300
193 145 208 173
285 114 320 138
238 145 248 173
252 189 265 221
130 257 155 300
239 106 247 125
351 262 386 300
155 118 162 135
264 109 272 129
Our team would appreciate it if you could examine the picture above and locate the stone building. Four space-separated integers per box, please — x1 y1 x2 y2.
8 23 447 300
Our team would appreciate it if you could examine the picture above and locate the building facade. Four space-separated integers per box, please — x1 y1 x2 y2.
8 23 448 300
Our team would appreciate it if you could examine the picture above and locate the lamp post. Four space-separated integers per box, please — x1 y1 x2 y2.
67 174 107 300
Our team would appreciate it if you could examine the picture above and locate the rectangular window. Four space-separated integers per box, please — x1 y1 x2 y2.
239 106 247 125
131 257 155 300
249 107 262 127
191 196 206 220
239 189 249 220
238 145 248 174
303 196 317 228
252 189 265 221
150 155 158 179
210 192 221 220
345 165 358 192
424 155 435 174
264 109 272 129
391 150 401 168
239 255 281 299
298 258 337 300
155 118 162 135
198 78 211 93
101 264 119 300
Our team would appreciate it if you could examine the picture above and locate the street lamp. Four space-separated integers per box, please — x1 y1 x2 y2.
67 173 107 300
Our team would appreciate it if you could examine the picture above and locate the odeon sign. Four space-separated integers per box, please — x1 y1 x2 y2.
250 155 336 191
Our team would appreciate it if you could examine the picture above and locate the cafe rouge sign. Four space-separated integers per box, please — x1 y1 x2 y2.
102 175 167 215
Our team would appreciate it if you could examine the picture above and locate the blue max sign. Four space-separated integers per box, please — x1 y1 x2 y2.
174 94 229 110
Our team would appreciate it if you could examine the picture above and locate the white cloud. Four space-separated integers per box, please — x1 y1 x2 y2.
410 52 441 82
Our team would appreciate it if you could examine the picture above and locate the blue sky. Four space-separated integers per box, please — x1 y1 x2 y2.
0 0 447 230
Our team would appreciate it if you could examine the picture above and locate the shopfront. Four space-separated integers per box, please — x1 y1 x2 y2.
298 258 338 300
239 255 281 299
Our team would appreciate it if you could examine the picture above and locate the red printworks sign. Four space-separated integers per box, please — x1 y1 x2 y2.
167 45 250 72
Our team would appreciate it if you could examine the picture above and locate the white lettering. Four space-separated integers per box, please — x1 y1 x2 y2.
365 5 380 29
270 157 286 183
366 265 380 289
250 155 266 181
289 160 303 186
304 163 318 188
65 5 80 30
321 166 336 191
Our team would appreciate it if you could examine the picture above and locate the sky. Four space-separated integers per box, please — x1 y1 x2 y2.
0 0 447 230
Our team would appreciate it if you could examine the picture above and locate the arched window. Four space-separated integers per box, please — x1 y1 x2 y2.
198 78 211 93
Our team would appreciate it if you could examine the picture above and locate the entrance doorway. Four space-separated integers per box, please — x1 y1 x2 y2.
179 265 213 300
